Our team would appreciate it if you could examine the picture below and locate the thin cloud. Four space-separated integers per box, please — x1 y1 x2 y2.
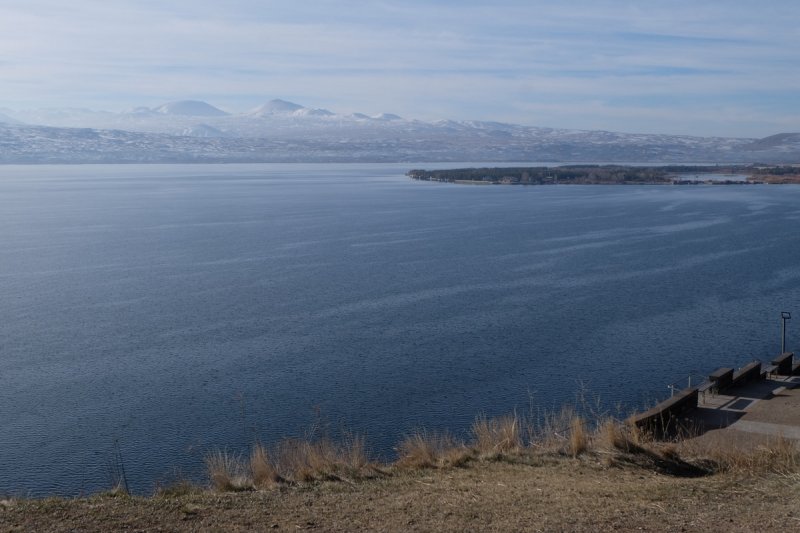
0 0 798 136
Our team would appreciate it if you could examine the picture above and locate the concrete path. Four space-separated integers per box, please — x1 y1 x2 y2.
684 375 800 451
730 420 800 440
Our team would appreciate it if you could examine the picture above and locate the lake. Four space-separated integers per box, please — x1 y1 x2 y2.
1 163 799 496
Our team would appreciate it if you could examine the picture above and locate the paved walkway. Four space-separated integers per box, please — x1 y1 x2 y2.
684 374 800 451
731 420 800 440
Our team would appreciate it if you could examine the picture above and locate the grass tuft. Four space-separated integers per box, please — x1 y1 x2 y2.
569 416 588 457
204 451 252 492
532 405 577 452
270 433 371 483
250 444 281 488
471 413 524 457
396 430 463 469
595 419 625 451
594 419 654 454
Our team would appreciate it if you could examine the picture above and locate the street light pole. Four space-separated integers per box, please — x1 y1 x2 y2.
781 311 791 354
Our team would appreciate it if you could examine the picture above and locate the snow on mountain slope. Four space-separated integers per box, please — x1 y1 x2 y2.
2 120 799 165
2 99 799 164
372 113 403 121
245 99 334 118
246 99 304 116
152 100 229 117
292 107 334 117
741 133 800 152
179 123 228 138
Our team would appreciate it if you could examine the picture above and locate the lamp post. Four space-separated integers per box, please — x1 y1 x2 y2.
781 311 791 354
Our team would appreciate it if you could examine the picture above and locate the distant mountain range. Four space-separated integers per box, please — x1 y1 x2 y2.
1 99 798 164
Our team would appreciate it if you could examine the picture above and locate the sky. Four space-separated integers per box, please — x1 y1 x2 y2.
1 0 798 137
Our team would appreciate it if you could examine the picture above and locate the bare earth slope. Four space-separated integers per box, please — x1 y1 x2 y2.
3 457 798 532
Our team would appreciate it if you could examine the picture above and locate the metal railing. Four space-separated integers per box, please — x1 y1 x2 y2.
666 373 706 397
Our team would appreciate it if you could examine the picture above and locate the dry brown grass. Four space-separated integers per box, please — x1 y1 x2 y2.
471 413 524 457
395 430 467 469
228 403 682 488
530 405 576 451
525 405 598 458
595 419 625 451
274 439 327 482
440 445 474 468
204 451 252 492
206 433 374 491
703 436 800 475
249 444 281 488
569 416 588 457
272 434 371 482
626 421 651 447
8 458 800 532
340 433 370 471
594 418 654 453
11 387 800 531
207 407 800 493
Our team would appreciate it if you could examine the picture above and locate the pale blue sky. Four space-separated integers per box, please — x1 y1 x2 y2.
1 0 798 136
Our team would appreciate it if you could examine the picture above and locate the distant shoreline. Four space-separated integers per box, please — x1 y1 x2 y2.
408 164 800 185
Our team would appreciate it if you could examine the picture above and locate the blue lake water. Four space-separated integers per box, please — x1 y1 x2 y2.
1 163 799 496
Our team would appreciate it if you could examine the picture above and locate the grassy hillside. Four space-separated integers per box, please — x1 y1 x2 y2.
3 413 798 532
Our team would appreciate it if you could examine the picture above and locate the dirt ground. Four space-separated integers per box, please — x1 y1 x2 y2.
3 454 799 532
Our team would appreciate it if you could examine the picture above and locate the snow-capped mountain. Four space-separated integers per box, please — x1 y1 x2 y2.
5 99 394 136
372 113 403 121
1 99 799 164
245 99 335 117
152 100 229 117
246 98 304 116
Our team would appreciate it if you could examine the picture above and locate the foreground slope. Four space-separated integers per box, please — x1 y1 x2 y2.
2 457 797 532
4 381 799 531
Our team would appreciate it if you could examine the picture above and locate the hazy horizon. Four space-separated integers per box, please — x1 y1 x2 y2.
2 1 799 138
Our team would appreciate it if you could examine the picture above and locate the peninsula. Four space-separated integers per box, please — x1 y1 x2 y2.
407 164 800 185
